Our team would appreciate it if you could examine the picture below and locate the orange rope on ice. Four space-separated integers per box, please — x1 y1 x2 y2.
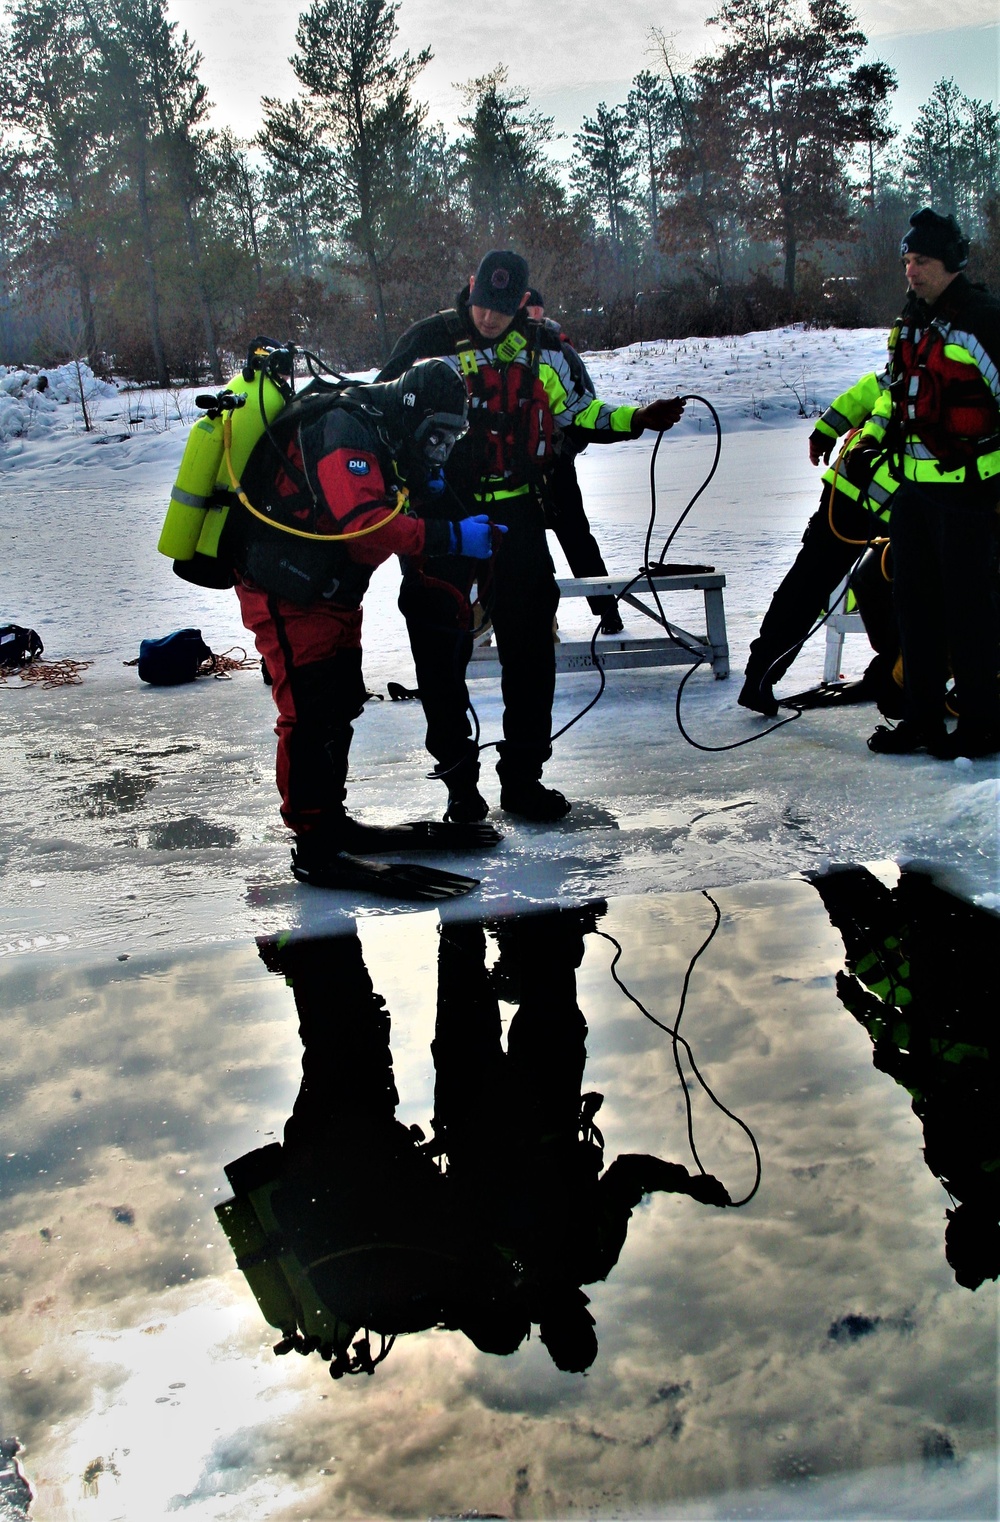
0 658 92 689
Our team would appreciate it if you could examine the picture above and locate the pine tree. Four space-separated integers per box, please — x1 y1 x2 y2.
905 79 999 235
626 70 676 236
707 0 869 293
4 0 104 361
211 130 265 291
653 34 746 290
292 0 430 359
572 104 638 251
128 0 222 379
256 96 334 280
457 66 561 239
77 0 173 383
850 61 897 207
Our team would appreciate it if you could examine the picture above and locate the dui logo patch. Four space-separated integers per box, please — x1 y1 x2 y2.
347 457 370 475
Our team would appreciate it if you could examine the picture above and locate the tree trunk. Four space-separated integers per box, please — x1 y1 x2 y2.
133 131 170 387
77 266 98 365
242 164 264 289
180 193 223 382
367 243 388 361
783 222 797 295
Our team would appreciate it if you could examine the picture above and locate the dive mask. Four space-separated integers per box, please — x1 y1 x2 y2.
414 412 469 466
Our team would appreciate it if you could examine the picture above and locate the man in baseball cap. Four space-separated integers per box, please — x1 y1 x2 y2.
377 250 685 822
470 251 530 316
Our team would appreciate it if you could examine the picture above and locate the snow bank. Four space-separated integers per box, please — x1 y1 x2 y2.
0 361 119 443
582 324 889 433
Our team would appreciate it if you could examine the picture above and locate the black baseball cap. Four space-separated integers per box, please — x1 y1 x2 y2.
470 250 530 315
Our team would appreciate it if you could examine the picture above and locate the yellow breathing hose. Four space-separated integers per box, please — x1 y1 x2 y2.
222 413 407 542
826 430 890 579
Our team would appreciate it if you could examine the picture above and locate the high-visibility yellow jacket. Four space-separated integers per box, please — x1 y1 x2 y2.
814 369 896 522
859 275 1000 487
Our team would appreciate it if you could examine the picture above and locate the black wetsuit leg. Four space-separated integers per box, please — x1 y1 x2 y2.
746 490 882 686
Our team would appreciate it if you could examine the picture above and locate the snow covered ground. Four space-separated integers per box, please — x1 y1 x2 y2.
1 327 997 961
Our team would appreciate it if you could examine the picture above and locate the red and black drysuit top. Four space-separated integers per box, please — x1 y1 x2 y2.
229 393 453 606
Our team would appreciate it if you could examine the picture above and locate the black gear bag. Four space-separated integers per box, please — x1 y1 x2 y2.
0 624 43 668
136 629 212 685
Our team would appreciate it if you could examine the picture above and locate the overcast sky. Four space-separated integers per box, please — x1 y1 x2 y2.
164 0 998 145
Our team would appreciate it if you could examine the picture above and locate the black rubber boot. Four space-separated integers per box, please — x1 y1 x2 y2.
867 721 949 757
439 748 489 824
499 780 572 821
940 723 1000 760
738 670 779 718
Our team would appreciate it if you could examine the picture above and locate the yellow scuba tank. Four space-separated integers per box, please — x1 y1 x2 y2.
194 368 288 561
216 1157 357 1352
157 412 225 560
158 341 295 565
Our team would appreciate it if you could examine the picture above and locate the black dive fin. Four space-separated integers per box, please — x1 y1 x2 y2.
339 819 502 854
387 681 421 701
291 849 480 901
779 680 875 710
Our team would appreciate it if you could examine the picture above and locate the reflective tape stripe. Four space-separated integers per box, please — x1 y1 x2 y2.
476 482 531 502
943 328 1000 403
170 485 209 509
610 404 637 433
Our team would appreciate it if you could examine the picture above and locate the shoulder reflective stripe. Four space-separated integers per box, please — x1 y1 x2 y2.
977 449 1000 479
540 349 580 409
827 371 884 428
171 485 209 508
945 329 1000 402
541 347 616 428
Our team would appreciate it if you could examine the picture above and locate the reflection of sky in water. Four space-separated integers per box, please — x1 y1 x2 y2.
0 876 995 1520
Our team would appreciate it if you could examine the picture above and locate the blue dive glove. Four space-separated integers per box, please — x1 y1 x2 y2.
447 514 506 558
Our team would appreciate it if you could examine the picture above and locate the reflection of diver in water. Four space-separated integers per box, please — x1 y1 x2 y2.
217 907 729 1379
430 903 729 1373
810 865 1000 1290
217 931 515 1379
